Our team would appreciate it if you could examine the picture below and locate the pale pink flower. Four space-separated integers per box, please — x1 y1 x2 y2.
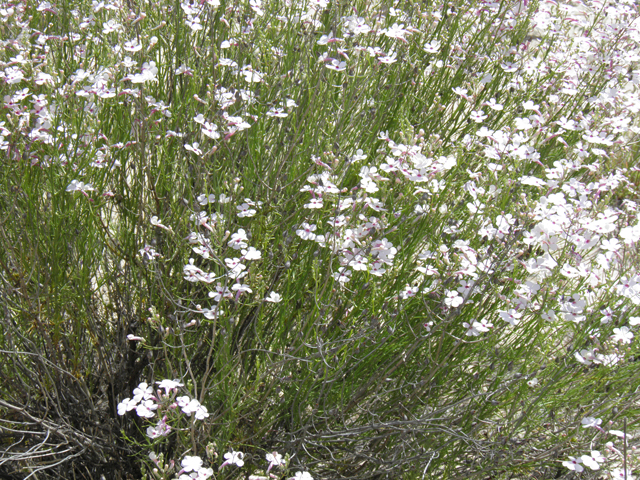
220 450 244 468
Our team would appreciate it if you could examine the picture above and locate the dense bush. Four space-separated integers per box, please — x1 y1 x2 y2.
2 0 640 478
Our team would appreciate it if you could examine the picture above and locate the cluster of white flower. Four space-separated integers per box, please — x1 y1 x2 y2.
170 450 312 480
563 417 635 478
117 380 208 439
117 380 314 478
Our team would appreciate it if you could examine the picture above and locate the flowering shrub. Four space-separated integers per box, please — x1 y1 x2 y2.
2 0 640 479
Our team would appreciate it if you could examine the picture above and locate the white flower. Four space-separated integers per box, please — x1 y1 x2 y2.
102 19 121 34
132 382 154 402
423 40 440 53
575 348 596 365
562 456 583 472
326 59 346 71
198 193 217 205
202 121 220 139
462 319 492 337
296 222 317 241
181 397 209 419
304 198 323 209
611 326 633 344
182 455 204 472
266 452 284 472
201 306 221 319
596 353 620 366
333 267 351 283
156 379 183 395
265 292 282 303
349 255 368 271
266 106 288 118
610 468 636 480
224 258 246 279
123 39 142 52
241 65 263 82
581 450 605 470
128 61 158 83
232 283 252 295
185 142 203 155
444 290 463 308
228 229 249 249
499 309 522 326
241 246 262 260
135 399 157 418
209 284 231 302
176 64 193 75
292 472 313 480
463 322 480 336
194 403 209 420
147 417 171 438
221 450 244 468
117 397 138 415
581 417 602 428
237 203 257 217
196 467 214 479
66 179 95 193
